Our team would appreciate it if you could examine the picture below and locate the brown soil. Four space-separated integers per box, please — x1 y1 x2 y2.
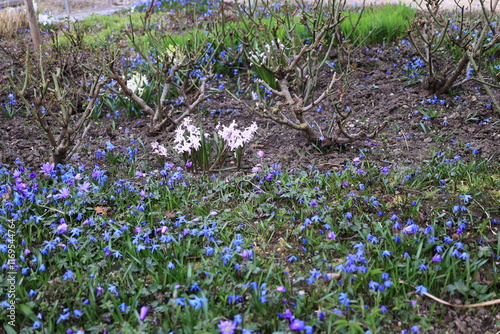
1 34 498 172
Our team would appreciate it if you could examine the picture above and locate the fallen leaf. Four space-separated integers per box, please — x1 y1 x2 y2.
165 211 176 219
94 206 115 216
2 185 12 200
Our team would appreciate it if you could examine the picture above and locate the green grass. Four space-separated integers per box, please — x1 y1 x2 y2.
51 2 414 53
0 148 499 333
341 3 415 45
51 11 172 49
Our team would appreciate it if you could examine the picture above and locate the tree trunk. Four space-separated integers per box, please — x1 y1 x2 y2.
24 0 41 54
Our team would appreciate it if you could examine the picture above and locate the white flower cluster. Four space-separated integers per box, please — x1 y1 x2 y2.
216 121 258 151
248 38 284 65
173 117 201 154
127 73 149 96
150 141 169 157
38 13 51 24
31 1 52 25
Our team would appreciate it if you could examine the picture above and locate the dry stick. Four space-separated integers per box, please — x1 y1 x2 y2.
316 163 344 168
472 199 497 236
400 130 410 151
35 204 66 215
466 52 500 115
67 122 92 162
400 280 500 308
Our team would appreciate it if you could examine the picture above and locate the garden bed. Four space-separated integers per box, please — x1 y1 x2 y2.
0 1 499 333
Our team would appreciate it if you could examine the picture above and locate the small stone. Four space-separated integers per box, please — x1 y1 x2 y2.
423 137 432 143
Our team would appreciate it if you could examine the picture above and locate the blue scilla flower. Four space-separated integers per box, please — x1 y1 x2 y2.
108 284 119 296
119 303 128 313
188 295 208 309
62 270 74 281
173 298 185 306
338 292 350 306
105 141 116 151
381 250 393 257
56 311 70 323
459 252 470 260
415 285 428 295
7 93 16 104
367 234 379 243
227 295 242 304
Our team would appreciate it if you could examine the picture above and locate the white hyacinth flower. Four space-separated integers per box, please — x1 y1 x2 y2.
151 142 169 158
216 121 258 151
127 73 149 96
173 117 201 155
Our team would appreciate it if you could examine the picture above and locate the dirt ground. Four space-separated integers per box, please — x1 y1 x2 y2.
1 30 499 175
0 0 499 170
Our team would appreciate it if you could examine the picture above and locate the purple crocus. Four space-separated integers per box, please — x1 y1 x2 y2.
139 306 149 321
431 254 442 262
56 187 71 199
78 181 91 193
282 309 294 320
218 320 237 334
40 162 55 176
14 178 28 195
56 222 68 234
290 319 305 331
241 249 251 260
327 231 336 240
96 284 104 297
